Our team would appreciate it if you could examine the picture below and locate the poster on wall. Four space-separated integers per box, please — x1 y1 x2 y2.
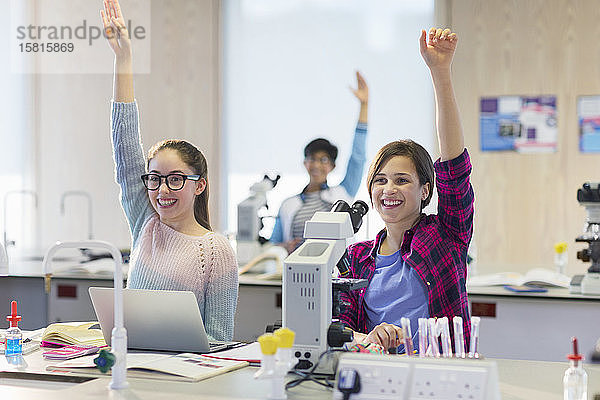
577 96 600 153
480 96 557 152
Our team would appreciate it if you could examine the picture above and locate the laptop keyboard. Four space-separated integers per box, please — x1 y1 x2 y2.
207 341 243 353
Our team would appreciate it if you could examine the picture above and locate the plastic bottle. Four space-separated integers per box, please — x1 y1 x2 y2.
554 242 568 275
563 337 587 400
5 301 23 356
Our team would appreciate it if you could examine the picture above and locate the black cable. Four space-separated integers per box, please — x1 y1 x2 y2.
285 349 344 390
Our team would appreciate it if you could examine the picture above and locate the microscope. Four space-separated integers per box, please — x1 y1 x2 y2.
282 200 369 375
573 182 600 295
237 174 281 265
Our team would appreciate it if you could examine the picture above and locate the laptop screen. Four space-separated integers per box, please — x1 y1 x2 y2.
89 287 211 352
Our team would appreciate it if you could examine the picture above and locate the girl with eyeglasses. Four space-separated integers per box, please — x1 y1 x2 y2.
101 0 237 341
339 28 473 354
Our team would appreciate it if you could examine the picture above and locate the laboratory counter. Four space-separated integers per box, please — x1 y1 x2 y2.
2 345 600 400
4 265 600 361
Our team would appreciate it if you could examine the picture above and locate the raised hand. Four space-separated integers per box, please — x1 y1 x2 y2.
419 28 457 72
350 71 369 104
100 0 131 61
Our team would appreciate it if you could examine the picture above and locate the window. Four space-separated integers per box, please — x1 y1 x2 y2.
1 1 36 255
224 0 435 241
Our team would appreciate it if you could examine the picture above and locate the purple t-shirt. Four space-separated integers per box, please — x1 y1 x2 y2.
364 246 429 353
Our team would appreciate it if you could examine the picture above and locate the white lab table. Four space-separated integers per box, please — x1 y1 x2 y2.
1 345 600 399
4 262 600 361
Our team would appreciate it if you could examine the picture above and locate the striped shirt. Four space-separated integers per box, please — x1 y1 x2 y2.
339 149 474 350
291 192 331 241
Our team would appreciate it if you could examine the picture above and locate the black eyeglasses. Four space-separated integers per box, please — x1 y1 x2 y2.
141 173 201 191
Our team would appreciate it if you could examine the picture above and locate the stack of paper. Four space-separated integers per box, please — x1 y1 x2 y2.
41 322 106 347
43 344 106 360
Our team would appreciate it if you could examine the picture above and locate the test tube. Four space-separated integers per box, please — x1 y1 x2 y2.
437 317 452 358
400 317 414 356
418 318 428 358
427 318 441 357
468 316 481 358
453 316 465 358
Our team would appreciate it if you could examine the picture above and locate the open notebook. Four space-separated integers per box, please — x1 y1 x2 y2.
467 268 571 288
46 352 248 382
89 287 239 353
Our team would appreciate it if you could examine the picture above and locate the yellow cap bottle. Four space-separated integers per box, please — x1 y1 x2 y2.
257 333 280 356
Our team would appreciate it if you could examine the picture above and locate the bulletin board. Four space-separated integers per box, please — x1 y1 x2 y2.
480 96 557 153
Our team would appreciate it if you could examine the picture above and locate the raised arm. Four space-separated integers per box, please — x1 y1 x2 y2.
102 0 153 244
419 28 464 161
351 71 369 124
339 72 369 197
101 0 134 102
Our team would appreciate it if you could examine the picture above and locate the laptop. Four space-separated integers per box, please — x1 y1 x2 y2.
88 287 238 353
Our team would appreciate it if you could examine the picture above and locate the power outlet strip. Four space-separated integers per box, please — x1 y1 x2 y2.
333 353 500 400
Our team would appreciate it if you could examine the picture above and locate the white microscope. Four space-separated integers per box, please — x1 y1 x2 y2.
237 174 280 265
573 182 600 295
282 200 368 375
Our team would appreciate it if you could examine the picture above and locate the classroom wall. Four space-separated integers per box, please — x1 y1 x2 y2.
32 0 222 251
444 0 600 275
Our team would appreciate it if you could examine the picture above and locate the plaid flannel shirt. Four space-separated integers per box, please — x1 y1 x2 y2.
339 149 474 348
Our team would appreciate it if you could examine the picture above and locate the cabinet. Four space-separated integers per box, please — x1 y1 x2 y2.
234 278 281 342
47 278 116 323
469 288 600 362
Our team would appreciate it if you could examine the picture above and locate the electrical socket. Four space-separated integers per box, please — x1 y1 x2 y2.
410 364 488 399
334 358 410 399
334 353 500 400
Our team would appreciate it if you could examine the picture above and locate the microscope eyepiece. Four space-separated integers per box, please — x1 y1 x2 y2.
352 200 369 218
330 200 351 213
330 200 369 234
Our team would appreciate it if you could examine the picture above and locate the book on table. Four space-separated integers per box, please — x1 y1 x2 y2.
467 268 571 288
46 352 249 382
41 321 106 347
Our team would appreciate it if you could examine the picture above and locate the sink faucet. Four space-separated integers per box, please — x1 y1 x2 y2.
3 190 38 250
60 191 93 240
43 240 128 390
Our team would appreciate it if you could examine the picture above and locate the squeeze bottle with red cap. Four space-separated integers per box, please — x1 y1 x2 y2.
563 337 587 400
5 301 23 356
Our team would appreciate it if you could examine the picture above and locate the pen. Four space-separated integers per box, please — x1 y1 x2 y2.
201 354 261 364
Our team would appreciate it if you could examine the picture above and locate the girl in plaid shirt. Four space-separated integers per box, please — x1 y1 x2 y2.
339 28 474 353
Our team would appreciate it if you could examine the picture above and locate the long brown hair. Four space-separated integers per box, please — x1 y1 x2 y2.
147 140 211 230
366 140 435 210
